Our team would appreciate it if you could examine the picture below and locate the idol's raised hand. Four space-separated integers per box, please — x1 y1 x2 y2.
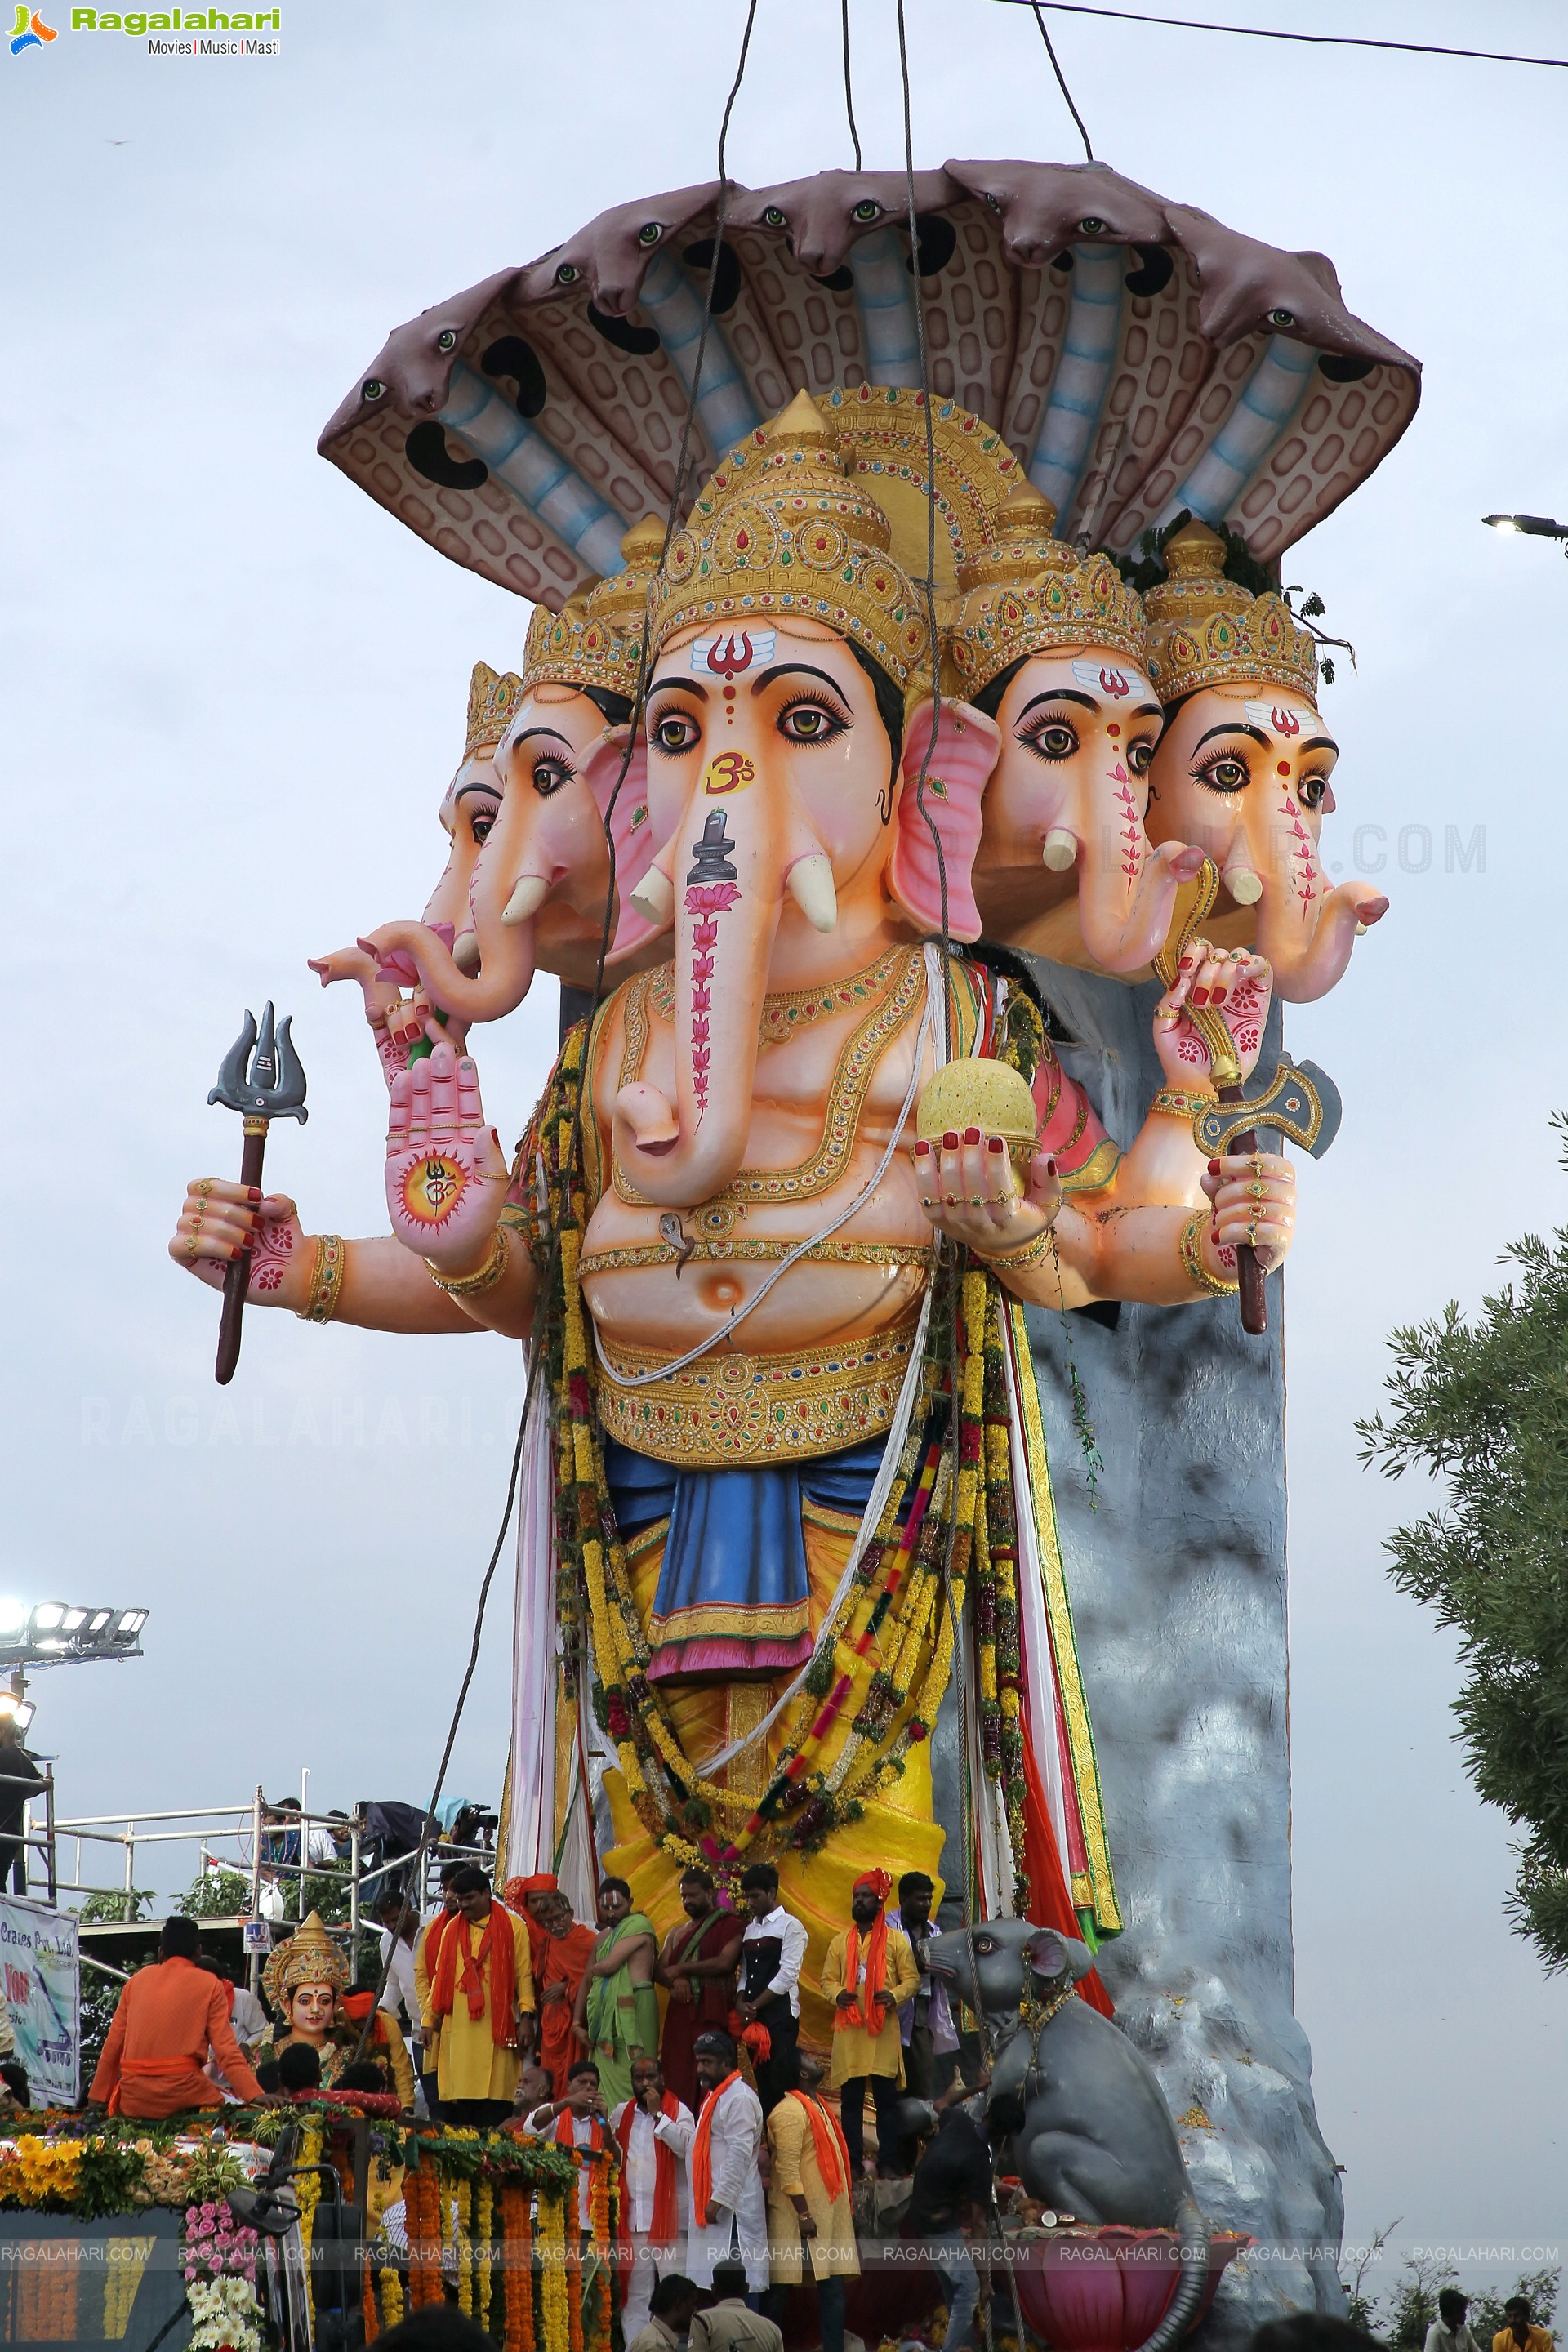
384 1040 510 1276
1153 937 1272 1088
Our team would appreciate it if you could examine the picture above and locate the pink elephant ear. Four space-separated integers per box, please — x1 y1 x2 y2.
889 701 1000 944
581 731 662 955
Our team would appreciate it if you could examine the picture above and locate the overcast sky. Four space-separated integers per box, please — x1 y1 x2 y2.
2 0 1563 2284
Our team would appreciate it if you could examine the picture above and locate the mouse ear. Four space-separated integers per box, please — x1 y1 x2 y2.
1025 1927 1070 1982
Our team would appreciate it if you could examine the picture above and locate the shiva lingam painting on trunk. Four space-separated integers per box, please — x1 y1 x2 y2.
169 158 1418 2333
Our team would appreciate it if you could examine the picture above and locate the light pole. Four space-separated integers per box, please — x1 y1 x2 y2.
1482 511 1568 552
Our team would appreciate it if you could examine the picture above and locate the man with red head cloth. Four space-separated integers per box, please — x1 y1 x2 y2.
820 1870 920 2177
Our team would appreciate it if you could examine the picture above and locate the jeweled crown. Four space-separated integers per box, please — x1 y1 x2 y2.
1143 520 1320 706
463 659 527 760
944 483 1147 694
652 390 930 691
520 575 643 705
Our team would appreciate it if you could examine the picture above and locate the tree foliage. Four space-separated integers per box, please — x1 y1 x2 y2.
1358 1117 1568 1971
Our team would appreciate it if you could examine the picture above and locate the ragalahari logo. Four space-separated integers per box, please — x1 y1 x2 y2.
8 4 57 49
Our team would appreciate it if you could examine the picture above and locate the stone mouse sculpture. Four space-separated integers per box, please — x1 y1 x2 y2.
924 1918 1209 2352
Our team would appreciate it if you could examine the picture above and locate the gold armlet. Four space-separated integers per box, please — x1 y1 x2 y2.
297 1234 348 1325
1178 1209 1238 1297
976 1224 1057 1276
1149 1086 1217 1120
425 1227 510 1298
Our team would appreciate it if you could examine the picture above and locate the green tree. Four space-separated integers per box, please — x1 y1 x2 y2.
176 1867 254 1918
1358 1120 1568 1971
1470 2270 1560 2344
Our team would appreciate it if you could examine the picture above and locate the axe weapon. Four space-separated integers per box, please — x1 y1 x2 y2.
207 1003 308 1384
1153 864 1340 1339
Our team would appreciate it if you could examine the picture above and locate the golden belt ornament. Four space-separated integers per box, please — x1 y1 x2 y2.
593 1312 923 1466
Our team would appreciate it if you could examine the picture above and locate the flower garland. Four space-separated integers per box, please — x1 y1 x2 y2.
296 2119 323 2328
405 2163 440 2308
457 2174 475 2319
477 2176 496 2336
16 2255 77 2341
589 2151 615 2352
539 2188 572 2352
564 2172 585 2352
379 2259 404 2333
501 2180 534 2352
103 2235 154 2340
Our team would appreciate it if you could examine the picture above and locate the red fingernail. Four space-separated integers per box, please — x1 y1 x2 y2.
247 1188 262 1204
1192 987 1209 1005
915 1140 930 1158
943 1131 960 1151
964 1127 981 1147
1208 1160 1219 1175
1046 1156 1058 1177
1179 956 1192 970
987 1138 1004 1155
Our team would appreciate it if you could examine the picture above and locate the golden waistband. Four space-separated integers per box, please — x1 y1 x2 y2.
593 1315 921 1468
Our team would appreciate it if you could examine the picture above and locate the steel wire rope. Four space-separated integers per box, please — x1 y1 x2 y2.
351 0 764 2067
842 0 865 170
1030 0 1095 158
987 0 1566 69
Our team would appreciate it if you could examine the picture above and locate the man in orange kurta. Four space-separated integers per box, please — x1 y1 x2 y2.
89 1917 267 2117
537 1893 597 2096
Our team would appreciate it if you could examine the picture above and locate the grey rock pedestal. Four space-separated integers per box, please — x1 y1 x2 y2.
1019 953 1345 2341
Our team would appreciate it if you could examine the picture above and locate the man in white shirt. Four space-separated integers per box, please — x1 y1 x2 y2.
735 1865 808 2115
374 1891 420 2025
609 2056 695 2336
1426 2290 1484 2352
523 2060 612 2234
686 2030 768 2299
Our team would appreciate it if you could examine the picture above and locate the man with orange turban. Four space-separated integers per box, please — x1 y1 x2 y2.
505 1871 560 1990
820 1870 919 2178
537 1891 598 2095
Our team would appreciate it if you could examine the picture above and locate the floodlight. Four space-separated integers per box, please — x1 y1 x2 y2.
116 1610 149 1637
29 1606 65 1634
1482 511 1568 538
86 1610 114 1636
61 1609 88 1634
0 1695 36 1732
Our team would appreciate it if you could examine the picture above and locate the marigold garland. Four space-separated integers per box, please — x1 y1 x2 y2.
457 2174 475 2319
501 2180 534 2352
379 2259 404 2332
296 2121 323 2328
478 2176 496 2334
103 2235 154 2340
539 2188 572 2352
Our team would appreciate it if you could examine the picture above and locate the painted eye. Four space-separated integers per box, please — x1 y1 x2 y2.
1297 774 1328 811
532 757 572 798
1127 739 1154 776
363 378 386 402
972 1935 997 1956
637 222 664 247
1267 307 1297 328
1023 721 1077 761
764 205 786 229
779 702 844 745
555 261 581 287
1078 216 1107 234
984 192 1002 214
853 198 881 223
652 713 700 755
436 329 456 353
1199 755 1250 794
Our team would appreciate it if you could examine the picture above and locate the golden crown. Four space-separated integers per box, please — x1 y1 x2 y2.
1143 520 1320 706
943 483 1147 695
653 390 929 691
261 1909 350 2010
463 660 527 759
582 514 666 652
520 577 643 704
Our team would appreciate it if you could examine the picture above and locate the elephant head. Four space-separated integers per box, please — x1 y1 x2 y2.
308 659 510 1015
351 546 666 1019
949 487 1203 973
1143 521 1388 1002
599 391 998 1205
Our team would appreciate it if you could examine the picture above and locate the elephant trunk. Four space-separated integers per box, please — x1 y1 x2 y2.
1076 829 1205 973
1256 877 1386 1004
356 915 538 1024
612 788 822 1208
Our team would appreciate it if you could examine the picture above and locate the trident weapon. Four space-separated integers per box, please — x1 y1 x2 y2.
207 1004 308 1384
1154 864 1340 1338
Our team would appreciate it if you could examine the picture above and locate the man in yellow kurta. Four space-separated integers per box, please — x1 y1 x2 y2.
766 2047 858 2352
821 1869 920 2178
415 1865 535 2127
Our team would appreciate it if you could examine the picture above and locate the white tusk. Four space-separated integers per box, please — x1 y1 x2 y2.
1225 866 1263 906
630 866 675 928
501 875 549 925
452 929 481 974
1355 920 1367 937
786 853 837 933
1042 828 1079 872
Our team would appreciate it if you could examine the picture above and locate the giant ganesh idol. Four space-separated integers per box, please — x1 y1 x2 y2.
170 160 1420 2332
172 390 1292 1976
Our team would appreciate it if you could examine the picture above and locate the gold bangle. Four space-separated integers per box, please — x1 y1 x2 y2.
977 1223 1057 1275
425 1227 510 1298
1178 1209 1238 1296
297 1234 347 1325
1149 1085 1217 1120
